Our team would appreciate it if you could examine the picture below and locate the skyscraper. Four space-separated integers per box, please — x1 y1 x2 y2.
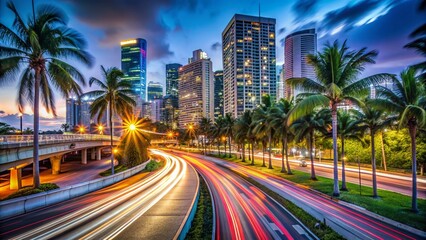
222 14 277 118
166 63 182 97
121 38 147 101
147 81 163 101
178 49 214 127
284 29 317 100
276 64 285 101
214 70 224 118
66 97 79 128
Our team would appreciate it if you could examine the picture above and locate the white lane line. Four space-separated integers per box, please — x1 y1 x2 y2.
269 222 283 235
292 224 306 235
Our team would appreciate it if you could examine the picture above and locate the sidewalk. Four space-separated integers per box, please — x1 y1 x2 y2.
0 157 112 199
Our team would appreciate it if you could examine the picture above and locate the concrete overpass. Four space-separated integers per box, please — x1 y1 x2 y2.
0 134 120 190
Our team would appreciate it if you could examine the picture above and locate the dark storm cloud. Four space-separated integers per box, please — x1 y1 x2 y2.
211 42 221 51
60 0 203 60
292 0 319 21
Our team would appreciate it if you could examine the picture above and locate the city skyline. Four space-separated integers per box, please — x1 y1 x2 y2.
0 0 423 129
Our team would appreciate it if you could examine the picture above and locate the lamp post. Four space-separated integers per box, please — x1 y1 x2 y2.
78 126 85 134
97 125 104 135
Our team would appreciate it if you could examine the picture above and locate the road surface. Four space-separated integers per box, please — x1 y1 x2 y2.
184 151 424 240
0 151 196 239
171 150 317 240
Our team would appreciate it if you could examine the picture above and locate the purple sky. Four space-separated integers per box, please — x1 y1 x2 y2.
0 0 423 130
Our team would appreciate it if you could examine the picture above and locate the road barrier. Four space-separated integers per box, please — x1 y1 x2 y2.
0 161 149 220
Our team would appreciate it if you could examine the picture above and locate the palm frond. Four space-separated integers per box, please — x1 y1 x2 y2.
288 94 329 125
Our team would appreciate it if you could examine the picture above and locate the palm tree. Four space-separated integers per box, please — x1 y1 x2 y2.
353 101 395 198
0 122 16 134
270 99 294 173
292 109 330 180
212 116 225 156
372 68 426 212
198 117 212 155
234 111 252 162
288 40 394 196
253 95 274 169
0 2 93 187
61 123 70 132
336 111 364 191
223 113 235 157
84 66 135 175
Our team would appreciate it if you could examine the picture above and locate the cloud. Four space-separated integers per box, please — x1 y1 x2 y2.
292 0 319 21
0 110 5 114
211 42 221 51
0 113 65 130
60 0 201 60
278 27 286 35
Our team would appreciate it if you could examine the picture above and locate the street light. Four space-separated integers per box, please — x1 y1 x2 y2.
18 113 23 135
97 125 104 135
78 126 85 134
128 123 136 131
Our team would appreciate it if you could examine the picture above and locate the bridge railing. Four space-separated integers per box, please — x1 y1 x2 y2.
0 134 120 147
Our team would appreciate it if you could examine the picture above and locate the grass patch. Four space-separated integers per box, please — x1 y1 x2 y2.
214 154 426 231
231 169 343 240
99 165 127 176
145 160 164 172
4 183 59 200
186 175 213 240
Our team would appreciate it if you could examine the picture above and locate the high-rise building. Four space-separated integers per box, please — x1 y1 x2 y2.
79 96 108 132
166 63 182 97
178 49 214 127
66 97 80 128
214 70 224 118
163 94 179 129
150 98 164 122
276 64 285 101
284 29 317 100
147 81 163 101
222 14 277 118
121 38 147 102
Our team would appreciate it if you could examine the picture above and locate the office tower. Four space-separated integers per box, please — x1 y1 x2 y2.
284 29 317 100
66 97 80 128
214 70 224 118
178 49 214 127
121 38 147 103
150 98 164 122
276 64 285 101
147 81 163 101
163 94 179 129
222 14 277 118
79 96 108 132
166 63 182 97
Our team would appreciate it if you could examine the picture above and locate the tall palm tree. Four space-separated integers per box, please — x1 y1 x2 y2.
253 95 274 169
0 2 93 187
198 117 212 155
223 113 235 157
336 111 364 191
372 68 426 212
292 109 330 180
288 40 394 196
212 116 225 156
84 66 135 175
234 111 252 162
353 101 395 198
270 99 294 173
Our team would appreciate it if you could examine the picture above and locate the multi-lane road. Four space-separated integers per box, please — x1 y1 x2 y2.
175 151 423 240
0 151 193 239
173 151 316 240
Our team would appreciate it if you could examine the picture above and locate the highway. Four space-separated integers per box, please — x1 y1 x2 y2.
171 150 317 240
0 150 189 239
211 150 426 198
187 152 424 240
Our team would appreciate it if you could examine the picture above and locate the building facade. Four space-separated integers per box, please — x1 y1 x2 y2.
276 64 285 101
163 94 179 129
66 97 80 128
166 63 182 97
222 14 277 118
147 81 163 101
178 49 214 128
214 70 224 118
121 38 147 102
284 29 317 100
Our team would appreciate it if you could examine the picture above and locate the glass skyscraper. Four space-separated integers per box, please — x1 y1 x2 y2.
214 70 224 119
166 63 182 97
147 81 163 101
121 38 147 101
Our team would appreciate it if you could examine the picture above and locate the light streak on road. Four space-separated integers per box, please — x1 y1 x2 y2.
173 151 317 240
199 154 424 240
1 150 187 240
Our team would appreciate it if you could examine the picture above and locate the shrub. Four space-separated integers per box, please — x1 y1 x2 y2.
4 183 59 200
145 160 163 171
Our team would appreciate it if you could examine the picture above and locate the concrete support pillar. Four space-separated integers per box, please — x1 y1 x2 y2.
81 149 87 164
50 155 62 175
96 148 102 161
90 148 96 160
10 168 22 190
